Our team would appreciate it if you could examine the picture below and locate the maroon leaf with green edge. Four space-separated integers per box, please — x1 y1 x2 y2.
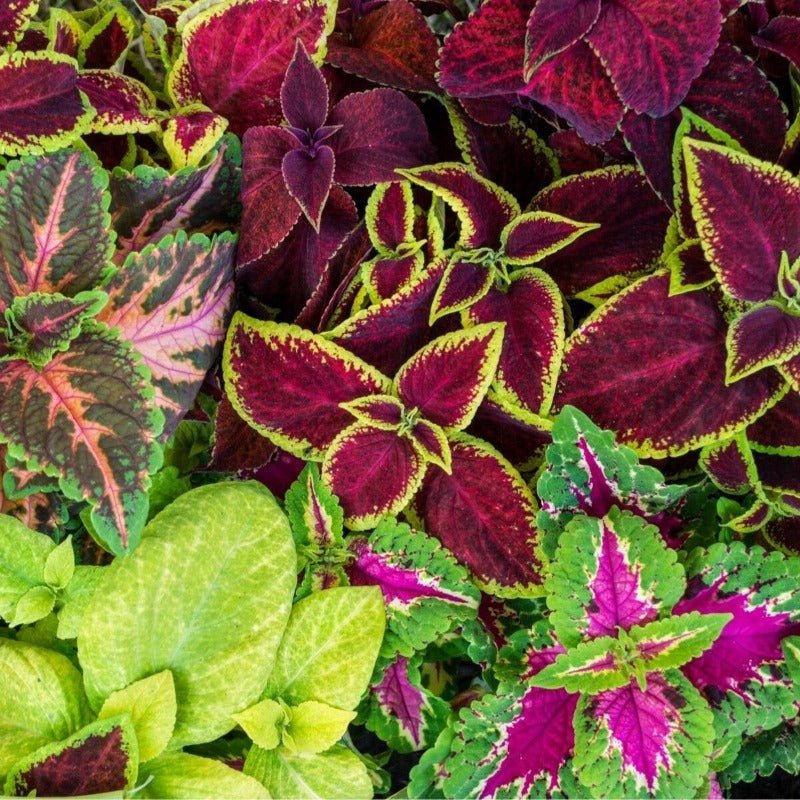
167 0 334 136
4 715 138 797
747 392 800 454
77 71 159 136
162 107 228 171
97 231 235 440
530 165 669 299
500 211 597 264
0 0 37 48
79 5 135 70
522 41 625 145
411 433 545 596
699 434 758 494
322 422 425 528
466 269 563 415
363 253 422 301
223 315 391 459
408 418 451 472
430 256 496 321
326 0 439 93
0 149 113 309
726 304 800 382
763 513 800 556
684 139 800 303
667 239 715 295
554 272 787 456
109 136 241 264
366 181 415 252
394 323 504 431
753 451 800 497
584 0 721 116
341 394 405 430
524 0 600 74
0 323 163 554
281 39 329 132
49 9 82 58
0 51 93 156
326 262 445 376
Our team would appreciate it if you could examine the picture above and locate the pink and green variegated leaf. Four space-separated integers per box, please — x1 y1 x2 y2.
530 165 670 298
3 290 108 367
0 322 163 554
329 89 433 186
437 0 531 99
326 260 445 377
546 508 685 648
281 39 328 132
531 635 626 693
77 71 159 136
282 145 335 230
341 394 404 431
466 269 563 415
411 433 545 596
0 0 38 49
398 163 519 249
394 323 504 431
585 0 721 116
366 181 415 252
409 419 451 472
699 434 759 494
747 391 800 455
167 0 335 136
326 0 439 93
573 671 714 799
500 211 597 265
223 316 391 459
163 107 228 171
524 0 601 74
429 256 495 322
322 422 425 529
684 139 800 303
365 654 451 753
536 405 689 559
4 715 138 797
554 272 787 456
0 51 93 156
677 541 800 737
522 41 624 145
0 149 113 310
347 518 480 656
284 461 344 551
98 231 235 440
726 303 800 383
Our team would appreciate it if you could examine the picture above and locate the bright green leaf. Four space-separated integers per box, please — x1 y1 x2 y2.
284 701 355 754
0 513 53 622
55 565 103 639
529 635 628 693
9 584 55 626
232 697 287 750
43 535 75 590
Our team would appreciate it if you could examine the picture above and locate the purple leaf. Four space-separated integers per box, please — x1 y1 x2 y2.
726 304 800 382
524 0 601 74
282 145 335 230
430 257 495 321
747 391 800 453
281 40 329 132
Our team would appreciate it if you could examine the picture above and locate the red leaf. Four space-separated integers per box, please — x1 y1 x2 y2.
524 0 601 73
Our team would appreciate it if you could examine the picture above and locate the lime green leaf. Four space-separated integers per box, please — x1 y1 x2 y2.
139 751 269 799
232 697 287 750
0 513 53 622
97 671 177 762
43 535 75 590
265 586 385 710
284 701 355 754
79 482 297 748
55 565 103 639
244 744 373 799
9 583 55 626
530 635 626 693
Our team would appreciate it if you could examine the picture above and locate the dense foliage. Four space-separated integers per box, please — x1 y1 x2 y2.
1 0 800 796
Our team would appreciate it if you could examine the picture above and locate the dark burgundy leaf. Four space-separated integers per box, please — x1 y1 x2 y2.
524 0 601 73
281 40 329 131
282 145 335 230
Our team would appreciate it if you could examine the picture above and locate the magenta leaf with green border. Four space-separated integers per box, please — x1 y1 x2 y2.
223 315 391 459
4 715 138 797
97 231 235 439
699 434 758 494
0 51 93 156
167 0 334 136
726 303 800 382
79 4 135 70
412 433 545 596
0 0 37 48
162 107 228 171
677 541 800 737
747 392 800 454
554 272 787 456
0 149 113 309
0 322 163 554
77 71 159 136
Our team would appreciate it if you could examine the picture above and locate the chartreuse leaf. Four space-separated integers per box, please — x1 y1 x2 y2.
97 671 176 762
233 698 286 750
264 585 385 711
79 482 297 748
573 670 714 798
55 565 103 639
283 701 356 753
11 584 55 626
139 751 269 799
546 508 685 648
4 714 138 797
0 640 92 776
43 536 75 591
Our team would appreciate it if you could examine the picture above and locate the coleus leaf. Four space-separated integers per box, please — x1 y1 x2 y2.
0 322 163 554
0 149 113 309
554 272 787 456
0 51 93 156
79 2 135 70
573 670 715 798
284 462 344 555
223 315 391 459
281 39 329 132
98 230 235 440
411 433 546 596
346 518 480 657
4 715 138 797
524 0 601 74
537 405 689 558
167 0 335 136
676 541 800 737
364 654 451 753
161 106 229 171
545 508 685 648
0 0 38 49
77 71 160 136
747 391 800 454
282 146 335 230
699 433 759 494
